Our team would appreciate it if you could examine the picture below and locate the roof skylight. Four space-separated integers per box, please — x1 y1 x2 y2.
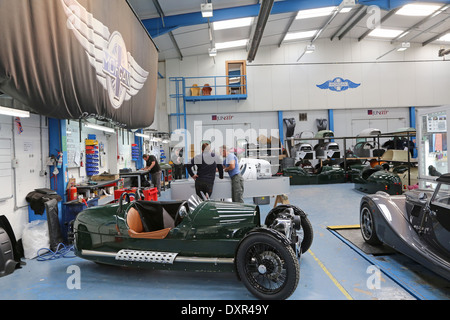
213 17 254 31
396 3 442 16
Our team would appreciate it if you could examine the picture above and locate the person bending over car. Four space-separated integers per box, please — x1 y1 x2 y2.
186 143 223 199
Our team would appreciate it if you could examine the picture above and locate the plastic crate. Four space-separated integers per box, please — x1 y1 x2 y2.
114 188 137 200
143 187 158 201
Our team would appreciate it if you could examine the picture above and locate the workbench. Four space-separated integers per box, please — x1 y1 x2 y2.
75 179 120 205
119 170 149 188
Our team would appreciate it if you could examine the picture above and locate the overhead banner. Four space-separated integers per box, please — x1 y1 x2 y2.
0 0 158 129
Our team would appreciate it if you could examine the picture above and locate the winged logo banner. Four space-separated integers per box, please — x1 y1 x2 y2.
316 77 361 92
0 0 158 129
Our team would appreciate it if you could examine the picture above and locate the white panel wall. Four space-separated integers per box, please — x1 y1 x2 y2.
0 114 49 238
164 38 450 115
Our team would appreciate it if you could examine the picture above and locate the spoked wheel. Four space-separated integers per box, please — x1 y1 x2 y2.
360 204 382 245
236 233 299 300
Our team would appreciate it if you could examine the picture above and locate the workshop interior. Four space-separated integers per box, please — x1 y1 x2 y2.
0 0 449 302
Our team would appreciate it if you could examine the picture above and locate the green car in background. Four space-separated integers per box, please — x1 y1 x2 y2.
283 165 346 185
73 193 313 300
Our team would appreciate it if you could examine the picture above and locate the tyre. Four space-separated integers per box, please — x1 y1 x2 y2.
300 216 313 253
236 233 299 300
0 227 15 277
360 204 382 245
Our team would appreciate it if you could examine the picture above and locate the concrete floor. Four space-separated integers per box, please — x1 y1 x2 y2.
1 183 449 300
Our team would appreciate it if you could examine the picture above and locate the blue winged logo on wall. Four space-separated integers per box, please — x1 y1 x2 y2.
317 77 360 92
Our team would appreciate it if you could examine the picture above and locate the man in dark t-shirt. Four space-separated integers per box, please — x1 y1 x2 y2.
143 154 162 196
186 143 223 199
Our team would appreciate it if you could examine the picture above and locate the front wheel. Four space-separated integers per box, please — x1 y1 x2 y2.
236 233 299 300
360 204 382 245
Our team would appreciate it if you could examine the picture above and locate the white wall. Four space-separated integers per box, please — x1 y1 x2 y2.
164 38 449 115
0 114 50 238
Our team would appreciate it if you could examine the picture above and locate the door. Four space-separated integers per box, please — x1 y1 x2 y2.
226 60 247 95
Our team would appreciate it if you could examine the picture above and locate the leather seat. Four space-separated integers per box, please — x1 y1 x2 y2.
126 207 171 239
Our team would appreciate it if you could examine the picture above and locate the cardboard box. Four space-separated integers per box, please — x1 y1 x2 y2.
91 173 119 181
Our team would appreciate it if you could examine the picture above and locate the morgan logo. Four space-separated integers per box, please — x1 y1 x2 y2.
212 115 234 121
317 77 360 92
61 0 149 109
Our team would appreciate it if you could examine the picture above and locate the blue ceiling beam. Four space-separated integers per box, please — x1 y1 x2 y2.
143 0 450 38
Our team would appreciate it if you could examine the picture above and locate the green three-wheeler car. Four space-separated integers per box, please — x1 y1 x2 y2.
73 193 313 300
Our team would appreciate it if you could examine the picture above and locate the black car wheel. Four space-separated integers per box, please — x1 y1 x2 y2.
236 233 299 300
360 204 382 245
300 216 313 254
0 227 15 277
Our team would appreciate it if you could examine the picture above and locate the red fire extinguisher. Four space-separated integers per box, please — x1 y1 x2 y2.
69 186 77 201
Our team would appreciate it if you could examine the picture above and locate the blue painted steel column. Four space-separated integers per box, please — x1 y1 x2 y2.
278 111 284 147
328 109 334 132
409 107 416 129
48 118 68 200
135 129 144 170
410 107 417 158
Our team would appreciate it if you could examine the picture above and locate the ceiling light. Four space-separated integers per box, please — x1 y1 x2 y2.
305 44 316 53
215 39 248 50
438 33 450 42
213 17 253 31
368 28 404 38
208 47 217 56
296 6 337 20
397 42 410 51
135 133 150 139
284 30 318 41
201 3 213 18
340 7 353 13
84 123 115 133
396 3 441 16
0 106 30 118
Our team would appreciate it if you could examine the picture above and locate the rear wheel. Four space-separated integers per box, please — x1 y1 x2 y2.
360 204 382 245
0 227 16 277
236 233 299 300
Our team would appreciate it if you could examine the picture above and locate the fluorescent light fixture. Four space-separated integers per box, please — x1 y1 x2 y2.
296 6 337 20
213 17 253 31
215 39 248 50
396 3 441 16
208 47 217 56
339 0 356 12
201 3 213 18
0 106 30 118
135 133 150 139
438 33 450 42
84 123 115 133
305 44 316 53
340 7 353 13
284 30 318 41
397 42 410 51
368 28 404 38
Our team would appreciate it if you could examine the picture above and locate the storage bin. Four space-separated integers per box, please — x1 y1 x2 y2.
62 198 98 241
143 187 158 201
253 196 270 205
